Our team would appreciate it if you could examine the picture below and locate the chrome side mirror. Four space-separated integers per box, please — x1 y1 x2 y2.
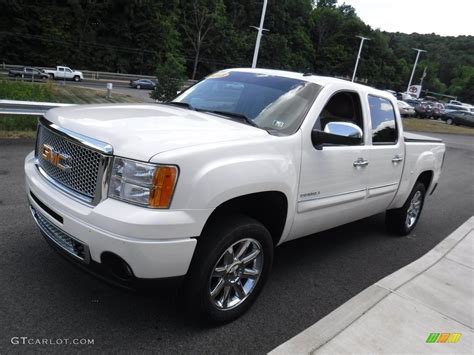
324 122 363 138
312 122 363 150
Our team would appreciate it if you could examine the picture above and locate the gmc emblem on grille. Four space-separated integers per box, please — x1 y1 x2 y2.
41 144 71 172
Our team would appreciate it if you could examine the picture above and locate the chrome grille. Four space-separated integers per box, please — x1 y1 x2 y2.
35 118 113 204
31 206 90 263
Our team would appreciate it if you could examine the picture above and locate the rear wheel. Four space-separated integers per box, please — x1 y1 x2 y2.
136 84 141 89
185 215 273 324
386 182 426 236
446 118 453 125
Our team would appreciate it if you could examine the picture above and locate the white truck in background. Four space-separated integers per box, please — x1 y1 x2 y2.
44 66 83 81
25 69 445 323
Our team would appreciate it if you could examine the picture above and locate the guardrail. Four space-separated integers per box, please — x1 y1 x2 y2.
0 100 74 116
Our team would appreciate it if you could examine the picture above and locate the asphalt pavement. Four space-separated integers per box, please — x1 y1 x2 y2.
272 217 473 354
0 133 473 353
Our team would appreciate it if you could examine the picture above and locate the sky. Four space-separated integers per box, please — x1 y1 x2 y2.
341 0 474 36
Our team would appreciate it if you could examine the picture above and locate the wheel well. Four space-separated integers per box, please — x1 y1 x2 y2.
202 191 288 246
416 171 433 191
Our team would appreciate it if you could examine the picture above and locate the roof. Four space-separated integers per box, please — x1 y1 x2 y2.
226 68 394 101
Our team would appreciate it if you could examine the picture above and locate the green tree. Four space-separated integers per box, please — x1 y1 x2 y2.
150 53 186 102
181 0 226 79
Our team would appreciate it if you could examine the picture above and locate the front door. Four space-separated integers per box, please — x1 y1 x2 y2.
290 90 371 240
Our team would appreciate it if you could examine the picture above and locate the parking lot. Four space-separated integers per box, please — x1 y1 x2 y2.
0 133 473 353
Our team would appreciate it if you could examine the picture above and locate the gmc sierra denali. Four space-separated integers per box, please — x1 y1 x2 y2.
25 69 445 323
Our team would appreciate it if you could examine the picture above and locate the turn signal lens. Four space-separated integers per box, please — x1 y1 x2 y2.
149 166 178 208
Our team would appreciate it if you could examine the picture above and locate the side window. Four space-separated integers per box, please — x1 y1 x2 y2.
316 91 364 132
59 67 64 72
368 95 398 144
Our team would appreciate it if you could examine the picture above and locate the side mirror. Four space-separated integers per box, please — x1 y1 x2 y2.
311 122 363 149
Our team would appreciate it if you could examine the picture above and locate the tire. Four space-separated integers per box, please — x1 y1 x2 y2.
136 84 141 89
184 215 273 324
49 74 55 80
73 76 80 82
446 118 453 125
386 182 426 236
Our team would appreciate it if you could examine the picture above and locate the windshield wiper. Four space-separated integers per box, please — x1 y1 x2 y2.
161 101 195 110
197 109 260 128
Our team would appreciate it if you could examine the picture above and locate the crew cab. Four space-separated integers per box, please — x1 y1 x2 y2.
25 69 445 323
8 67 49 80
44 66 83 81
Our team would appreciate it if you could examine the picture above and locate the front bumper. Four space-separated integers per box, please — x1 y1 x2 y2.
25 151 212 279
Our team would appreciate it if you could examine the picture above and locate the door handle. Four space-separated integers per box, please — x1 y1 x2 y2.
392 155 404 163
353 158 369 167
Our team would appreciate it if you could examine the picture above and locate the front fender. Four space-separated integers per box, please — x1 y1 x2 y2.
150 133 302 238
176 150 298 210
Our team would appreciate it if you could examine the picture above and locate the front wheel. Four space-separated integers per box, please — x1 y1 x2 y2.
185 215 273 324
386 182 426 235
446 118 453 125
73 75 80 82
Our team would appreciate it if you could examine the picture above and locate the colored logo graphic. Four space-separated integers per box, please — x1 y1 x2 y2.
426 333 462 343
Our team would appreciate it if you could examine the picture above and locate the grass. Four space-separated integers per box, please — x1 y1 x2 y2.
0 129 37 138
402 118 474 136
0 80 141 137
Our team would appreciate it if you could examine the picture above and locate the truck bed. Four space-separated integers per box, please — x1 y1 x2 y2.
403 132 443 143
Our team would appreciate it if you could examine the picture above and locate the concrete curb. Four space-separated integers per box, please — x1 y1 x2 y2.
270 217 474 355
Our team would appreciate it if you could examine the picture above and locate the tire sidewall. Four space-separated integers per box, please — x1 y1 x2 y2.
401 183 426 234
187 216 273 324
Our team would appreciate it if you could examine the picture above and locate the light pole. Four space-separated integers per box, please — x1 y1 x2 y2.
406 48 426 93
352 36 370 82
251 0 269 68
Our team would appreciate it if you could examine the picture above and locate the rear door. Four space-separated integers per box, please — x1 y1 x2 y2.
366 95 404 214
57 67 65 79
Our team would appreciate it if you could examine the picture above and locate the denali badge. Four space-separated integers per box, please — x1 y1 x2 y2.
41 144 71 172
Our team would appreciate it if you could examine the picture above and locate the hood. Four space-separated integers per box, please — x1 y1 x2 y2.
44 104 268 161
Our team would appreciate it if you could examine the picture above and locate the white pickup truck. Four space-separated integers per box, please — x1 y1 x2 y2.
44 66 83 81
25 69 445 323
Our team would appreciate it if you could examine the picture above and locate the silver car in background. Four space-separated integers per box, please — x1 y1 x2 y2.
397 100 415 117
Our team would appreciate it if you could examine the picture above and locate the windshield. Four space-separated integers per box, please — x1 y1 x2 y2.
174 71 321 135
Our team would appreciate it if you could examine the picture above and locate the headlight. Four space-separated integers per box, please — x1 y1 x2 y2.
108 157 178 208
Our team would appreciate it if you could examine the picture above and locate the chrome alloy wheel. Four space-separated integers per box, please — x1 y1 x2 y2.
209 238 263 311
406 191 422 228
